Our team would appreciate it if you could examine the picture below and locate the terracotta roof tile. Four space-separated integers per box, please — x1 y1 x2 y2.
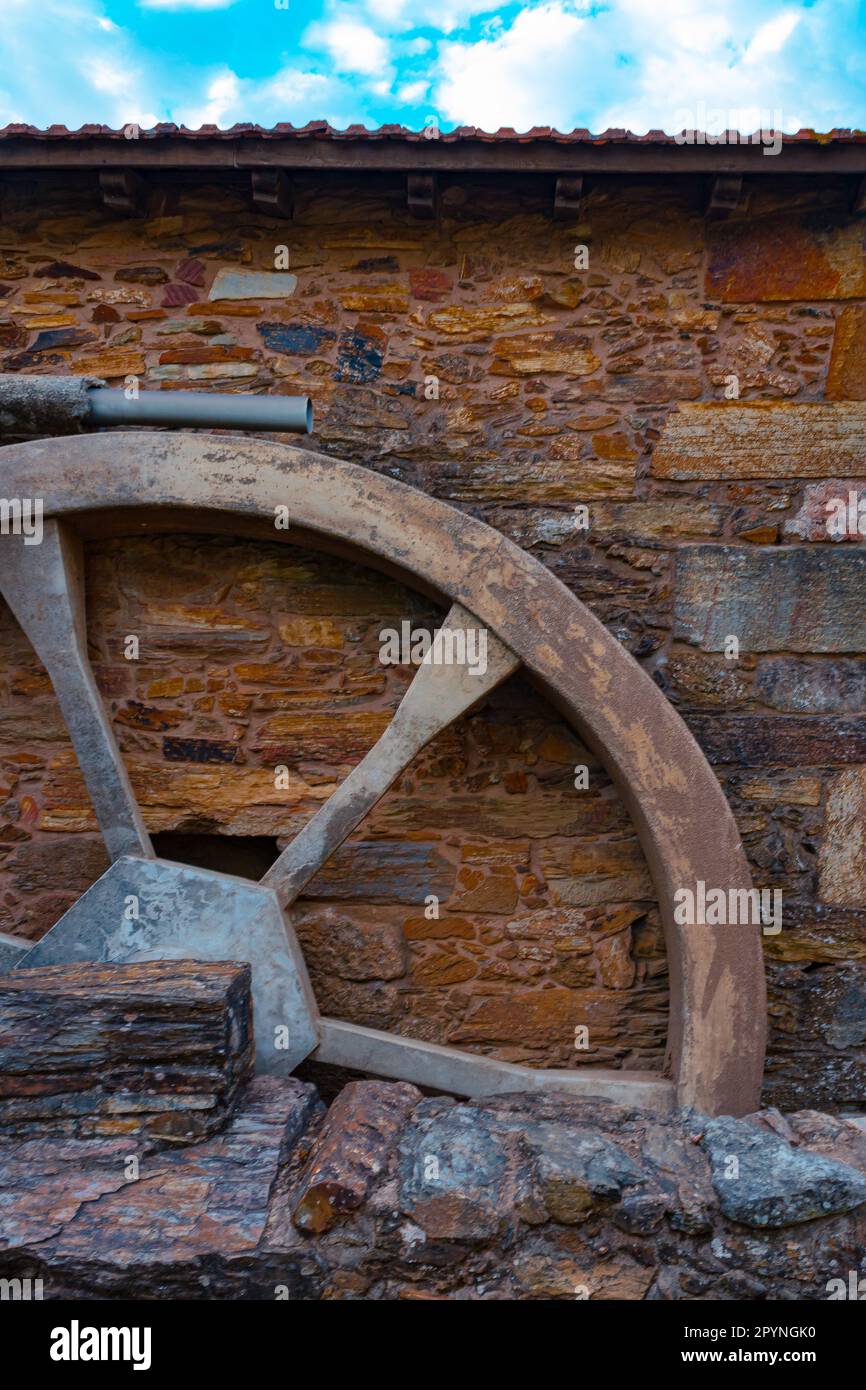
0 121 864 144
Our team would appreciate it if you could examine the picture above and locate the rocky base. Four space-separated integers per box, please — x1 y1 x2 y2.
1 1077 865 1300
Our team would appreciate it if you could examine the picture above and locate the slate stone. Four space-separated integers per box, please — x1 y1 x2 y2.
701 1115 866 1227
34 261 101 281
755 658 866 714
0 960 254 1141
674 546 866 652
522 1122 642 1222
398 1100 534 1239
0 1076 320 1295
209 269 297 301
0 933 27 972
688 714 866 766
29 328 98 351
115 266 169 285
334 328 383 384
258 321 337 355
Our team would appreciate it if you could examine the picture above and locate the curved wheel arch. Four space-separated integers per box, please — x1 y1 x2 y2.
0 430 766 1115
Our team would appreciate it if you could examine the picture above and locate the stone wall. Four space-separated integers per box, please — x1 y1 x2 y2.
0 168 864 1109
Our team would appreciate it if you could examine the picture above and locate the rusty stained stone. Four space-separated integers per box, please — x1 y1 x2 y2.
292 905 408 982
291 1080 420 1234
541 837 654 908
448 984 653 1050
828 306 866 399
255 709 391 760
409 268 453 302
491 330 602 378
426 303 548 338
706 215 866 302
339 285 409 314
817 768 866 908
432 455 636 503
157 346 255 366
736 773 822 808
35 754 331 837
73 350 146 379
590 500 724 543
653 403 866 480
0 961 254 1142
304 841 455 906
674 546 866 653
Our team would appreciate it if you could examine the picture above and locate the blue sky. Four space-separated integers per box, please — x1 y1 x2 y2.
1 0 864 133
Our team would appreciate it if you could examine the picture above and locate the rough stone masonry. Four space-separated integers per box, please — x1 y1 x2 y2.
1 962 865 1301
0 153 864 1111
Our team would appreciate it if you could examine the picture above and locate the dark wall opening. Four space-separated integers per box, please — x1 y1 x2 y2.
151 833 280 882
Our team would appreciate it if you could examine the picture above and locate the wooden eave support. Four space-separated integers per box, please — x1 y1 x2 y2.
705 173 744 218
407 172 437 219
98 168 148 216
554 174 583 220
251 168 293 218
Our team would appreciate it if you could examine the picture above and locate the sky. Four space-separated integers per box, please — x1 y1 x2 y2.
0 0 864 134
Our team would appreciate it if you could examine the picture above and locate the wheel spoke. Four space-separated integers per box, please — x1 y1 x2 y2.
261 602 519 907
0 520 153 862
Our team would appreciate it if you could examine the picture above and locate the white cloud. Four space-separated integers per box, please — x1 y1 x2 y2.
0 0 862 139
304 17 392 78
0 0 170 127
138 0 239 9
363 0 504 33
397 78 429 103
435 2 589 130
743 10 802 64
431 0 863 135
174 65 366 130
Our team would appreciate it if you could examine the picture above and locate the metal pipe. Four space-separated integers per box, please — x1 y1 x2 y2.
0 374 313 437
87 387 313 434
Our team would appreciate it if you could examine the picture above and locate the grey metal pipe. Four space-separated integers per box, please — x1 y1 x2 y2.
0 374 313 437
87 387 313 434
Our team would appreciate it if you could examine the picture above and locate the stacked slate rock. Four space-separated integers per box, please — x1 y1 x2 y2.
0 960 254 1142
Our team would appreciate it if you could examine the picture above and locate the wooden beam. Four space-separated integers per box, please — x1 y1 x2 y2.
251 167 293 218
553 174 583 220
2 136 864 175
98 168 148 216
705 173 744 217
407 171 437 218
